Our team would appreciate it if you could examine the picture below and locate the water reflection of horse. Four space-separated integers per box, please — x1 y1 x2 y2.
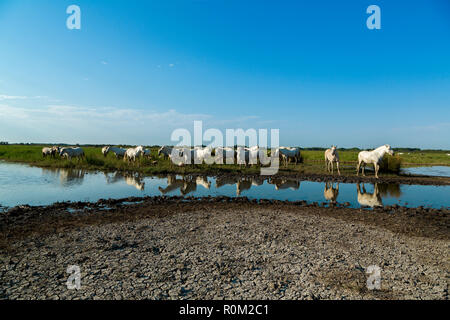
214 176 269 196
269 178 300 190
105 172 145 191
324 182 339 202
43 168 86 187
356 183 383 207
158 175 211 195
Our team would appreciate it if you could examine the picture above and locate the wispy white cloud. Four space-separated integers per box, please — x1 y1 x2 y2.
0 103 212 145
0 94 28 100
101 61 108 65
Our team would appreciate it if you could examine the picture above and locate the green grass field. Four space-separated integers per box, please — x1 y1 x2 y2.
0 145 448 176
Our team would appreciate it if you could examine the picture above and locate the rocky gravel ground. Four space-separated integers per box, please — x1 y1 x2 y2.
0 197 448 300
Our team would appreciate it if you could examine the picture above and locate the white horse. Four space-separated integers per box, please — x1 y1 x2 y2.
158 146 173 159
193 146 213 164
214 147 235 164
124 146 144 162
42 147 53 158
103 146 127 159
236 147 250 166
59 147 85 160
279 147 301 167
324 145 340 175
101 146 109 157
356 144 394 178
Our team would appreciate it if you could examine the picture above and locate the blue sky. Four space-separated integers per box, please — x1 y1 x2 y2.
0 0 449 148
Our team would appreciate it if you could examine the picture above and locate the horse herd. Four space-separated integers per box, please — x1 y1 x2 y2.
42 144 395 178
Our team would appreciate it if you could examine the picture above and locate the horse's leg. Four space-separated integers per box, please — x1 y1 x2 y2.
356 160 360 175
362 163 365 176
337 161 340 175
375 163 379 178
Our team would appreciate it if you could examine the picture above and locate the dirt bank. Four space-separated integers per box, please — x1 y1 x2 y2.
213 172 450 186
1 197 448 300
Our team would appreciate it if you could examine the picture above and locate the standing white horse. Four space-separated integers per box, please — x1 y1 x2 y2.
59 147 85 160
356 144 394 178
124 146 144 162
102 146 127 158
278 147 301 167
324 145 340 175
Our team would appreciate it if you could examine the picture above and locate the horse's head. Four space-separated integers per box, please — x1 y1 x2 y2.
331 145 337 155
385 144 394 156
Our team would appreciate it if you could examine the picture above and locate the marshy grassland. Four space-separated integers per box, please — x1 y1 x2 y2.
0 144 448 177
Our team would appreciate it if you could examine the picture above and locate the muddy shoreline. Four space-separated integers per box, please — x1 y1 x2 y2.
1 196 448 300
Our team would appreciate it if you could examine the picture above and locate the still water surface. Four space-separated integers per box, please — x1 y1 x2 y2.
402 166 450 177
0 162 448 210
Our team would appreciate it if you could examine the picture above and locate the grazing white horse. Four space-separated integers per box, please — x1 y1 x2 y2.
236 147 250 166
158 145 184 164
124 146 144 162
247 146 260 165
42 146 60 158
356 144 394 178
42 147 53 158
158 146 180 159
214 147 235 164
101 146 109 157
102 146 127 158
193 146 213 164
324 145 340 175
59 147 85 160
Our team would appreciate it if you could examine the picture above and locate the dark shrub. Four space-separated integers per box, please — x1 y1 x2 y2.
379 154 402 173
